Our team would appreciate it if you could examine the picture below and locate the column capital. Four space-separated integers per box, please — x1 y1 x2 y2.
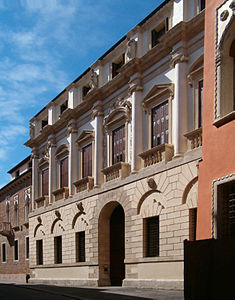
92 101 103 119
47 135 56 148
128 82 143 96
171 52 188 68
67 119 78 135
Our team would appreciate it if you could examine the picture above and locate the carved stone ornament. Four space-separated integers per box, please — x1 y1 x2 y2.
147 178 157 190
171 52 189 68
108 97 131 114
230 1 235 11
126 38 137 60
220 10 229 21
37 216 42 224
76 202 86 215
55 210 61 219
67 120 77 135
29 122 35 138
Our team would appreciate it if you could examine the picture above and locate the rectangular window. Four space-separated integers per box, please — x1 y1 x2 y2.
36 239 43 265
151 22 166 48
189 208 197 241
25 237 29 260
54 236 62 264
112 54 125 78
200 0 205 11
1 243 6 263
60 100 68 114
24 188 30 221
14 240 19 261
76 231 85 262
82 85 91 97
198 80 203 128
42 168 49 196
13 195 19 227
41 118 48 129
82 144 92 178
152 101 168 147
112 125 125 164
145 216 159 257
60 157 68 188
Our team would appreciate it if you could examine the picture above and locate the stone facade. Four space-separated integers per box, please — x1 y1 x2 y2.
0 156 31 282
25 0 205 289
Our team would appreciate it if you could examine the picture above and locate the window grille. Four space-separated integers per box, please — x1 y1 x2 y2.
152 101 168 147
145 216 159 257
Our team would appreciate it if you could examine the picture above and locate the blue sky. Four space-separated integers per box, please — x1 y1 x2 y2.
0 0 164 188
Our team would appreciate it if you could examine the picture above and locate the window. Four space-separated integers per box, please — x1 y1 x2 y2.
14 240 19 261
54 236 62 264
1 243 6 263
82 85 91 98
24 188 30 221
76 231 85 262
60 100 68 114
13 195 19 226
82 144 92 178
151 21 166 48
112 125 125 164
144 216 159 257
112 54 125 78
152 101 169 147
25 237 29 260
60 157 68 188
41 118 48 129
198 80 203 128
217 180 235 239
6 200 10 222
199 0 205 11
231 40 235 110
42 168 49 196
36 239 43 265
15 170 20 178
189 208 197 241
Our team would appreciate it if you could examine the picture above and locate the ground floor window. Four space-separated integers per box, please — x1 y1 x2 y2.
189 208 197 241
54 236 62 264
76 231 85 262
36 239 43 265
1 243 6 263
14 240 19 261
25 237 29 260
144 216 159 257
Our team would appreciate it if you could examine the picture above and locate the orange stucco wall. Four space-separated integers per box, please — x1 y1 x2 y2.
197 0 235 240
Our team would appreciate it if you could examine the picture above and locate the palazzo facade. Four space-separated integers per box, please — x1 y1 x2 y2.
25 0 205 289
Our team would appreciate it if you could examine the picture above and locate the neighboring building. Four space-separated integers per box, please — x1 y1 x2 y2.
0 156 32 282
25 0 205 289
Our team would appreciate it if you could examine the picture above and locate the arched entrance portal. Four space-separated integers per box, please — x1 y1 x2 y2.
98 202 125 286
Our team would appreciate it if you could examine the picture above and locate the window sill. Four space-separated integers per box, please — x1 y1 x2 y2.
213 111 235 128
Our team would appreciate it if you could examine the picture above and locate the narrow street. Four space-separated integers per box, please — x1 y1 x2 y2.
0 283 184 300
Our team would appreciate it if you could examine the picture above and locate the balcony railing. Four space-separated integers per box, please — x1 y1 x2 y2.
52 187 69 201
102 162 131 182
184 128 202 150
0 222 12 237
73 176 94 193
139 144 174 167
35 196 49 208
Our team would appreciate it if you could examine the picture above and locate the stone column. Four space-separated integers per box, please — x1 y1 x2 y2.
171 52 188 157
67 119 78 196
93 101 104 187
129 80 143 173
48 135 56 204
31 149 39 211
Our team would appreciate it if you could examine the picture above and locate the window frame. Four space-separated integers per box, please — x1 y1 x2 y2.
25 236 29 261
54 235 62 264
36 239 43 265
82 143 92 178
41 167 49 196
112 124 126 165
13 194 19 227
144 216 160 258
76 231 85 262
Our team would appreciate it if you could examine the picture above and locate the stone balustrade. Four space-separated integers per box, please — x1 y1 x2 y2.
35 196 49 208
73 176 94 193
0 222 12 237
139 144 174 167
184 128 202 150
102 162 131 182
52 187 69 201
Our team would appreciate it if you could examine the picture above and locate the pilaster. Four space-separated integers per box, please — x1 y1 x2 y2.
31 149 39 210
47 135 56 204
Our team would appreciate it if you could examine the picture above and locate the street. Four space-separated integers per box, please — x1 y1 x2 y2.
0 283 184 300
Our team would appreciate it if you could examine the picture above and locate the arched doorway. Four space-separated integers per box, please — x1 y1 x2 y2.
98 202 125 286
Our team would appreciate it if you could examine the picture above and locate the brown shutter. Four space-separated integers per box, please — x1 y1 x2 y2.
42 168 49 196
82 144 92 178
60 157 68 188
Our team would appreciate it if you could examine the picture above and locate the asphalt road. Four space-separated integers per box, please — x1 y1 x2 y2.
0 283 184 300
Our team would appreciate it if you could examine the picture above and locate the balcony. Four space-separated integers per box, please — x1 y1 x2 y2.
102 162 131 182
52 187 69 201
73 176 94 193
139 144 174 167
0 222 12 237
184 128 202 150
35 196 49 208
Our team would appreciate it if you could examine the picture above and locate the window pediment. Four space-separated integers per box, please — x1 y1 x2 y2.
143 83 174 112
38 156 49 169
76 130 94 148
55 144 69 160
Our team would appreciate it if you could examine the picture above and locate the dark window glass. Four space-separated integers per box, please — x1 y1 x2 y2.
82 144 92 178
36 240 43 265
145 216 159 257
76 231 85 262
60 101 68 114
54 236 62 264
2 244 6 262
42 168 49 196
112 125 125 164
151 24 165 48
41 119 48 129
112 54 125 78
14 240 19 261
200 0 205 11
82 86 91 97
26 237 29 260
60 157 68 188
152 101 168 147
198 80 203 128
